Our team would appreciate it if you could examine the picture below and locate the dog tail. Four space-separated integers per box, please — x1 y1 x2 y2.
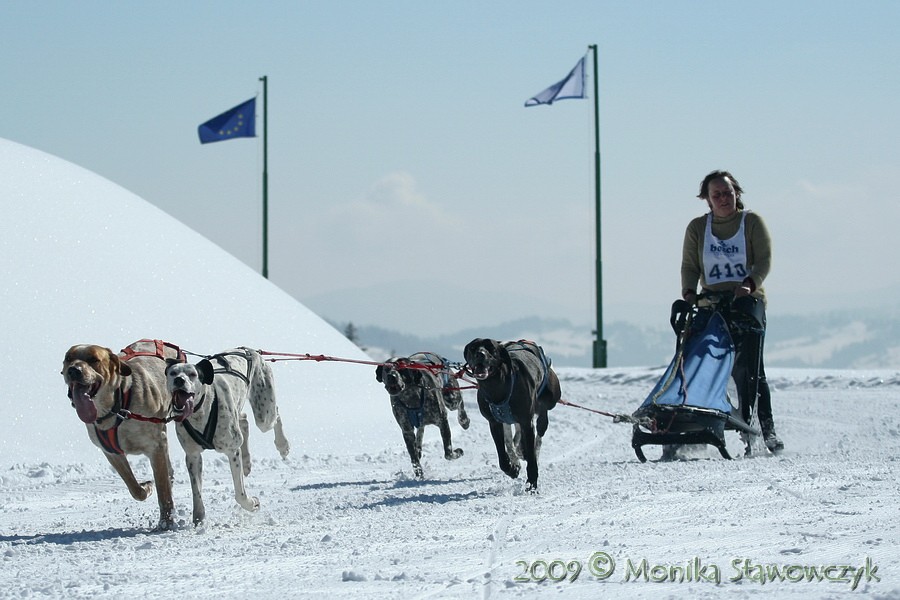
247 351 281 432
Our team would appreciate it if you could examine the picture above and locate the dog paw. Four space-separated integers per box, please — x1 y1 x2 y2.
459 415 471 430
525 482 539 494
503 465 520 479
276 441 291 459
241 496 260 512
445 448 464 460
274 432 290 459
135 481 154 502
413 464 424 479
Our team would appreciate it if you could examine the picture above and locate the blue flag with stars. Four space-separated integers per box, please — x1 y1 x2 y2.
198 97 256 144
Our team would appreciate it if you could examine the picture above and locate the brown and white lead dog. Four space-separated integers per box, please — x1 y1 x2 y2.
61 342 180 530
165 348 290 525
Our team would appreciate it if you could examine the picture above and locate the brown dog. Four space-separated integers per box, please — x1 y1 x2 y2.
61 341 181 529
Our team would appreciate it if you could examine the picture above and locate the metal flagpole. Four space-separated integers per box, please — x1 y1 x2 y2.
590 45 608 368
259 75 269 279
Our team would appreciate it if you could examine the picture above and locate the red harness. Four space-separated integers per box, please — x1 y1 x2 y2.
93 339 185 454
93 387 132 454
119 339 187 364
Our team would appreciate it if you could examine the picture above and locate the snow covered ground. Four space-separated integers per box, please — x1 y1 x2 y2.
1 139 898 598
2 368 899 599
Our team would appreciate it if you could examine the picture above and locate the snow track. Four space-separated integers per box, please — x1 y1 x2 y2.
2 368 899 598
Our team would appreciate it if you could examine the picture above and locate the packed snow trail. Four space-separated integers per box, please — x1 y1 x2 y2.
3 369 898 599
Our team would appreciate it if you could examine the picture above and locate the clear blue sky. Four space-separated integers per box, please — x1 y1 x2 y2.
4 1 899 334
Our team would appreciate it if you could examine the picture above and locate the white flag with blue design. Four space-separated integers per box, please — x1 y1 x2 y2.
524 54 587 107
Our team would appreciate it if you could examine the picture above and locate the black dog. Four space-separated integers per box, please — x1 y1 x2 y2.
375 352 470 478
463 338 560 492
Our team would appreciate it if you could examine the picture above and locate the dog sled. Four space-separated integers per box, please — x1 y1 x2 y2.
631 294 762 462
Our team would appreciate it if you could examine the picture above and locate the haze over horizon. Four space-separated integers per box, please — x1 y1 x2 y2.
4 1 899 337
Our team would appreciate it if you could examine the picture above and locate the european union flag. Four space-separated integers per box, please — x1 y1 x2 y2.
198 97 256 144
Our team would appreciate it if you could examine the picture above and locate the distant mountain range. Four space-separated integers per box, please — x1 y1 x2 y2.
329 308 900 370
304 279 900 369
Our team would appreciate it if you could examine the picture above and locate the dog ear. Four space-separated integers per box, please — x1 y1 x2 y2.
108 349 132 377
375 365 384 382
477 339 503 362
495 341 512 365
196 359 215 385
463 338 483 363
164 358 181 375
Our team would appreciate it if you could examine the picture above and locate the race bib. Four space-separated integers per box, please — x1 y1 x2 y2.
702 212 748 284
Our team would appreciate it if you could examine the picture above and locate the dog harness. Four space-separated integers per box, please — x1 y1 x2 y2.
484 341 552 425
398 389 427 428
180 390 219 450
93 387 132 455
90 339 187 454
176 350 252 449
91 339 186 455
389 377 428 428
204 351 252 385
487 369 519 424
507 340 552 397
389 353 456 428
119 339 187 364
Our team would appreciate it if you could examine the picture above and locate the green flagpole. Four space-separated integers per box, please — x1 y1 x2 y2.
590 45 608 368
259 75 269 279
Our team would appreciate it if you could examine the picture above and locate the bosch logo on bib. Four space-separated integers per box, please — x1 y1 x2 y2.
709 243 739 254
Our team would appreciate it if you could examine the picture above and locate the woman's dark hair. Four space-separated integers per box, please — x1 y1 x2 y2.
698 170 745 210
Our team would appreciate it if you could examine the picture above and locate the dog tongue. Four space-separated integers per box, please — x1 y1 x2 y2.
71 388 98 424
172 391 194 422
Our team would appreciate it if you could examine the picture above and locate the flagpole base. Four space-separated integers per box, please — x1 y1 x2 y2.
593 339 608 369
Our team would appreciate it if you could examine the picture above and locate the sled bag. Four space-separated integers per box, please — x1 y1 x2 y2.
639 310 735 414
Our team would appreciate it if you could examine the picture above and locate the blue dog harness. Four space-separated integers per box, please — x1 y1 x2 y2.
401 387 427 428
487 369 518 424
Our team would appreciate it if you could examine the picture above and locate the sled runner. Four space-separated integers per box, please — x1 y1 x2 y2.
631 294 761 462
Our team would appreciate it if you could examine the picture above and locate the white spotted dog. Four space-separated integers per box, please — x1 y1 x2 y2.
375 352 470 478
165 347 290 525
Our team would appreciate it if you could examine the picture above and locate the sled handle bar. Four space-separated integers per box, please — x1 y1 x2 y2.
672 292 764 332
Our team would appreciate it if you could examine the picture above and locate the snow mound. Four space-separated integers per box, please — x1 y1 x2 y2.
0 137 395 464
